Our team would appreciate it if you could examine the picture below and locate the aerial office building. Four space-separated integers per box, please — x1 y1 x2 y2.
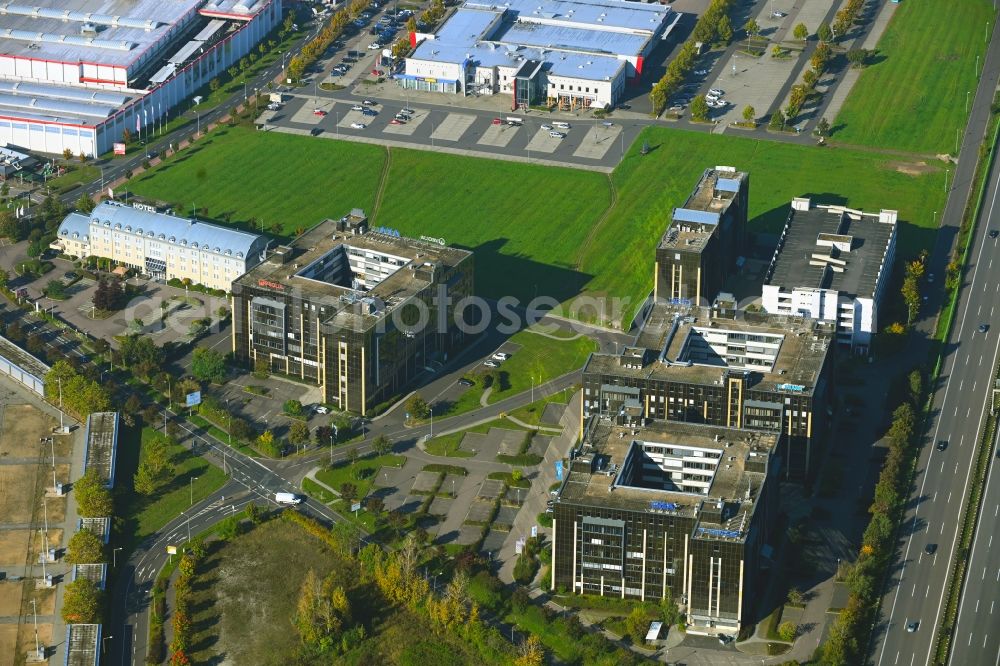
582 304 834 477
761 198 897 354
0 0 281 157
654 167 749 307
55 201 269 292
400 0 680 109
231 210 474 415
551 420 780 636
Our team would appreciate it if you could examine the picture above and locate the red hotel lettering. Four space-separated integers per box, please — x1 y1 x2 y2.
258 279 285 291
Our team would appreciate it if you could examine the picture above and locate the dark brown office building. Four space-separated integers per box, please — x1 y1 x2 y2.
582 306 833 477
654 167 749 306
551 421 780 636
231 210 474 415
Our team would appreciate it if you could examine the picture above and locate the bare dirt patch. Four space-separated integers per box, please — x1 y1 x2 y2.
0 530 30 565
892 160 939 177
0 464 42 523
0 581 24 615
0 405 57 458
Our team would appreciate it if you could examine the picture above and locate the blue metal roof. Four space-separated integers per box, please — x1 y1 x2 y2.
58 212 91 242
672 208 720 226
74 202 267 259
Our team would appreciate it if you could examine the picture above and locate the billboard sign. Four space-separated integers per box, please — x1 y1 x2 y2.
113 142 126 155
555 460 564 481
185 391 202 407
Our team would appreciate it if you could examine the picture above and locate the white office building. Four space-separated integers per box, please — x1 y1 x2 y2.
761 198 897 354
54 201 269 292
0 0 281 157
400 0 680 110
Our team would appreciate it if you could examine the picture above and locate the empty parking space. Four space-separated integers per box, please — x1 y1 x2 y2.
574 124 621 159
431 113 476 141
290 99 330 125
382 108 428 135
478 123 520 147
525 128 563 154
337 108 371 128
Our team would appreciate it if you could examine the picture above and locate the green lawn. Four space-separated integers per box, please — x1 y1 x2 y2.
128 125 946 328
435 327 595 419
424 417 530 458
128 126 386 236
314 452 405 501
117 427 227 553
507 387 575 426
833 0 995 152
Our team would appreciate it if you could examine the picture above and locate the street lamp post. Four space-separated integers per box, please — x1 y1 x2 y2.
967 90 971 115
113 547 123 567
190 476 198 506
195 110 201 136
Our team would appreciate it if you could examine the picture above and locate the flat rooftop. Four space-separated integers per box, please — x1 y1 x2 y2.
0 333 50 378
65 623 100 666
235 213 472 332
585 304 832 393
658 168 746 252
409 0 677 81
72 563 107 589
765 203 896 300
84 411 118 488
558 421 776 540
79 516 111 544
0 0 202 70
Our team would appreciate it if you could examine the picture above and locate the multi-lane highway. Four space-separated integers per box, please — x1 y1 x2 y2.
874 123 1000 666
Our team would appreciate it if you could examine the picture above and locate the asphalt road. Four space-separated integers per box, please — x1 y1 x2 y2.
871 24 1000 664
875 169 1000 666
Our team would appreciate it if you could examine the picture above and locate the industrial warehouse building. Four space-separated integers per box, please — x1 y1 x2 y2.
655 166 749 307
0 0 281 157
761 198 897 354
551 420 780 636
400 0 680 109
231 210 474 415
54 201 269 292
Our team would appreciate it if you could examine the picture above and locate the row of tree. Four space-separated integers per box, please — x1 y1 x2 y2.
821 374 922 664
649 0 734 115
287 0 372 81
45 360 112 421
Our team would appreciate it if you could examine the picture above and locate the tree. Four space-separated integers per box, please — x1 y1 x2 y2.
405 393 430 420
209 78 220 92
191 347 226 383
793 22 809 41
66 529 105 563
45 279 66 299
283 399 303 416
134 433 174 496
62 578 102 623
26 334 44 356
908 370 923 406
93 277 125 311
817 22 833 43
787 587 805 606
373 434 392 456
768 108 786 130
803 69 818 89
231 417 254 443
515 634 544 666
833 9 851 39
690 95 710 122
256 430 281 457
289 420 310 446
74 468 114 517
742 105 756 124
63 148 73 161
716 14 734 44
847 48 870 68
245 502 264 525
624 606 649 643
777 620 798 641
744 18 760 39
815 117 831 137
75 192 96 214
347 446 359 468
315 424 334 446
120 335 163 378
365 496 384 514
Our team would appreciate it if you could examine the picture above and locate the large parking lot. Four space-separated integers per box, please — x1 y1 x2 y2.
259 94 638 171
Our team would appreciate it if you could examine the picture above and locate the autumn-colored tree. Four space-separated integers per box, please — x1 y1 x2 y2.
66 529 105 564
515 635 544 666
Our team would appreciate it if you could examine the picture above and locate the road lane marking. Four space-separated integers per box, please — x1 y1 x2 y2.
991 600 995 614
977 599 980 612
985 566 988 580
985 634 990 648
948 492 953 503
912 584 916 597
926 585 931 598
970 632 974 646
934 491 938 502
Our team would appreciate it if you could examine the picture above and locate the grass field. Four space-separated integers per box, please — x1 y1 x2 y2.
115 427 227 553
129 126 946 326
314 452 405 502
833 0 995 153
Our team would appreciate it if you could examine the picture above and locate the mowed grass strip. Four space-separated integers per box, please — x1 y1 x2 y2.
579 127 947 324
833 0 994 153
128 126 386 236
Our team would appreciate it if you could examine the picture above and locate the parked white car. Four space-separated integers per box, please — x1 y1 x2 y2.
350 122 366 129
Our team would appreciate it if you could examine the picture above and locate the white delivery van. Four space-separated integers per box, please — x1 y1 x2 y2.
275 492 302 505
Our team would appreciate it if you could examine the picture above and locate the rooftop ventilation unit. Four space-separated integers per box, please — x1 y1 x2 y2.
81 23 98 35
